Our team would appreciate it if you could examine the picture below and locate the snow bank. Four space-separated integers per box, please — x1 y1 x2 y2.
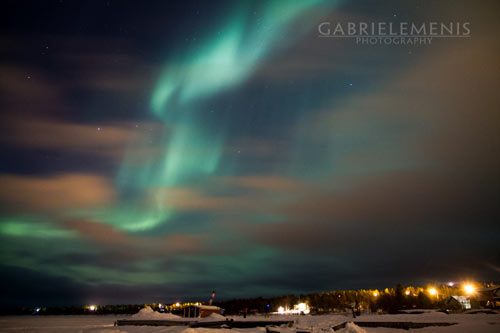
131 306 182 320
181 328 233 333
338 322 366 333
198 313 226 321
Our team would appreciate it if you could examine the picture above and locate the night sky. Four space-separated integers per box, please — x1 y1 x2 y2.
1 0 499 306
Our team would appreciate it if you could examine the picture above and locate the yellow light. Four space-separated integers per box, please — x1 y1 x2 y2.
428 288 437 296
297 303 307 311
405 290 410 295
463 284 476 295
373 292 379 297
278 306 284 314
175 302 180 307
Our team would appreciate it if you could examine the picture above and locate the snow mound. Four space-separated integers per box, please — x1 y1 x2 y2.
131 306 182 320
198 312 226 321
338 322 366 333
182 328 233 333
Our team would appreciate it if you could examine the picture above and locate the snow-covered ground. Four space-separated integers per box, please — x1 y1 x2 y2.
0 311 499 333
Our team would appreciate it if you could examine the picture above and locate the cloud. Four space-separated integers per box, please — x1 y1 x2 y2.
148 175 306 215
63 219 205 256
226 137 289 158
243 170 496 249
238 26 500 279
1 33 156 96
0 64 61 102
219 175 305 192
5 117 133 152
0 173 116 212
1 115 165 164
0 60 164 166
151 186 268 213
62 52 155 93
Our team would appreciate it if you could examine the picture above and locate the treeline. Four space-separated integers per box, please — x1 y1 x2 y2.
214 284 486 314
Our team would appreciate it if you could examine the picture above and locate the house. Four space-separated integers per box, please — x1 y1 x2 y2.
477 286 500 308
444 296 471 310
182 304 222 318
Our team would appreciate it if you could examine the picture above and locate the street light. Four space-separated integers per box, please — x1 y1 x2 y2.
463 284 476 295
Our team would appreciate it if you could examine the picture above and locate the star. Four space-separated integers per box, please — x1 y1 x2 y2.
348 82 353 86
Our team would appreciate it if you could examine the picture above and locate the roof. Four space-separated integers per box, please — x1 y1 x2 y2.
445 296 466 302
477 286 500 300
199 305 220 310
477 286 500 292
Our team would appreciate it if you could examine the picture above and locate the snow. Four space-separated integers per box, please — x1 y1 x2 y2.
0 311 498 332
197 313 226 322
181 329 234 333
198 306 220 311
339 322 366 333
131 306 183 320
128 306 224 322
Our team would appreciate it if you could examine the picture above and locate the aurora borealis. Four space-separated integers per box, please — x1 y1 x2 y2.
1 0 499 306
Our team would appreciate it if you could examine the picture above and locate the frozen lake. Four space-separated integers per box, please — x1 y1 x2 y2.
0 312 499 332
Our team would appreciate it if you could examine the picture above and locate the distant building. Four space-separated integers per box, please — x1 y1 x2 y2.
444 296 471 310
477 286 500 308
182 304 222 318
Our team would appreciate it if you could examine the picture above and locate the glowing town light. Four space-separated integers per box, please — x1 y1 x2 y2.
89 305 96 311
428 288 437 296
175 302 180 307
405 290 411 296
448 282 454 287
275 303 310 315
463 284 476 295
297 303 307 311
373 292 379 297
35 308 40 313
294 303 310 314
